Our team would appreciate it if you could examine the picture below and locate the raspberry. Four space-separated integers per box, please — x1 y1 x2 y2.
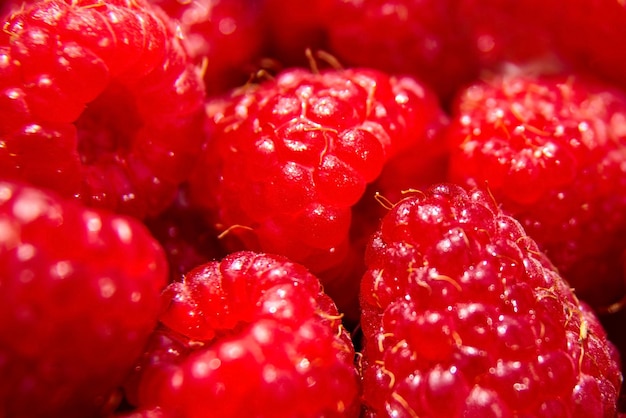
600 307 626 411
601 249 626 410
445 72 626 310
0 0 206 219
187 67 446 320
326 0 478 100
360 183 621 417
325 0 569 101
149 0 264 95
0 180 168 418
125 251 360 417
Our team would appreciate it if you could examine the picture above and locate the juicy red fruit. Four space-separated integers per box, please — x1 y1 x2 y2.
360 183 622 417
126 251 360 418
0 180 168 418
445 72 626 311
323 0 575 103
0 0 206 219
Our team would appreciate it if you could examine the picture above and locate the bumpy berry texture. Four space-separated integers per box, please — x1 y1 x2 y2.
601 248 626 411
445 73 626 311
125 251 360 418
149 0 264 96
187 67 447 320
360 183 622 417
0 180 168 418
599 304 626 411
0 0 206 219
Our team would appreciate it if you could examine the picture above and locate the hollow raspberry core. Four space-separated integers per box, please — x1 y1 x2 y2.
76 82 142 165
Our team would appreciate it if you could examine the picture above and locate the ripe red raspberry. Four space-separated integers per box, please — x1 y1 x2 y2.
598 303 626 412
125 251 360 418
601 249 626 409
149 0 264 95
0 0 206 219
360 183 621 417
325 0 569 101
187 67 447 320
445 72 626 311
0 180 168 418
326 0 478 100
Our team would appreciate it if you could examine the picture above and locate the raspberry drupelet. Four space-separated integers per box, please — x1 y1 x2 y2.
0 0 206 219
0 180 168 418
187 66 448 320
360 183 622 417
125 251 361 418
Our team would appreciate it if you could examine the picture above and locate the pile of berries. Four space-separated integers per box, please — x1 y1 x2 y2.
1 0 625 417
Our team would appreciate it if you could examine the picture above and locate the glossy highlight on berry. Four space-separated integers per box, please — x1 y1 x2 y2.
446 73 626 311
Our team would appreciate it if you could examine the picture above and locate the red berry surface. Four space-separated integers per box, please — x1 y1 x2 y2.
552 1 626 93
445 72 626 310
0 3 13 19
187 67 447 320
126 251 360 418
2 0 626 415
360 183 621 417
323 0 586 102
149 0 264 96
0 180 168 418
456 0 559 69
0 0 206 219
326 0 477 100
